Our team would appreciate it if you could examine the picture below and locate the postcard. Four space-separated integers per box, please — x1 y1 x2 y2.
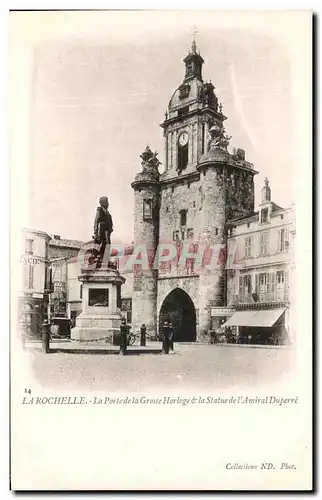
10 10 312 490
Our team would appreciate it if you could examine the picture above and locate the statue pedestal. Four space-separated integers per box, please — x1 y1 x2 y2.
71 264 125 343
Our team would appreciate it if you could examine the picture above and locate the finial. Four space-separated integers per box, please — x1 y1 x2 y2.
165 110 168 120
264 177 269 187
219 102 223 113
191 27 198 54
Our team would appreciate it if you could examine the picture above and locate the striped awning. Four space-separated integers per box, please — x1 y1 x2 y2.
222 308 286 328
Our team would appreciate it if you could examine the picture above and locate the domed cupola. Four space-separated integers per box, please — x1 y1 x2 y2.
167 39 220 116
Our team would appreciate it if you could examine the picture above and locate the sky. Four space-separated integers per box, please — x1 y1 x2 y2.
10 11 304 244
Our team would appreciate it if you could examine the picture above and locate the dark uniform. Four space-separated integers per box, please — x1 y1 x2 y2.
120 319 130 355
162 321 170 354
140 324 146 347
168 322 174 352
93 205 113 245
93 197 114 268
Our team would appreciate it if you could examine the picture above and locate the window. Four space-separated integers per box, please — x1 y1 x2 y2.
277 228 289 252
180 209 187 226
179 84 190 99
172 187 175 194
244 236 252 257
178 106 190 117
239 274 252 298
261 208 269 224
181 230 185 240
259 232 269 256
25 239 34 254
23 265 34 289
215 228 219 236
201 123 205 154
80 284 83 299
143 199 153 220
187 228 194 239
277 271 285 284
256 272 275 296
173 230 179 242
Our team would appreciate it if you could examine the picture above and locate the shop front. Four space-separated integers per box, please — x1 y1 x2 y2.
222 307 287 345
18 297 44 339
210 307 235 343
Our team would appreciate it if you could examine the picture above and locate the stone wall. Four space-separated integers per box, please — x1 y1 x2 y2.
159 178 201 257
225 166 255 220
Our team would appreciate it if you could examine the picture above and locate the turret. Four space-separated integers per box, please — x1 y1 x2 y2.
131 146 161 336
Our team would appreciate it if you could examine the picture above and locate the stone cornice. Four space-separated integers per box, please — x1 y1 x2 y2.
131 179 160 190
157 274 199 280
159 170 200 187
160 107 227 129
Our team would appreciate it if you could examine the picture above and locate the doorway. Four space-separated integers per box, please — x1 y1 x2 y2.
159 288 196 342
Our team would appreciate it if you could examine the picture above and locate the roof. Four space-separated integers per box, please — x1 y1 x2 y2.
22 228 51 240
227 212 259 225
49 238 85 249
271 202 284 212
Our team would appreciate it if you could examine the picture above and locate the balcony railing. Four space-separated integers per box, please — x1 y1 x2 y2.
231 290 289 305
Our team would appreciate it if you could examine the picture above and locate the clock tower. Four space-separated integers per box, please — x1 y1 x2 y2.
160 38 226 178
132 39 257 340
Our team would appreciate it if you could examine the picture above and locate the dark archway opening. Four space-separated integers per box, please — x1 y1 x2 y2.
159 288 196 342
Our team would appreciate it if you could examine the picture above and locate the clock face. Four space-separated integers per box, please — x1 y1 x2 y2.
179 132 189 147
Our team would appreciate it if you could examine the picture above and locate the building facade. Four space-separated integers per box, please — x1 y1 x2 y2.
19 228 51 337
131 40 261 342
224 181 295 345
49 235 84 260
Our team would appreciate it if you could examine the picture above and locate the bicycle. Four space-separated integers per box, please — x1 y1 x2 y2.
127 330 158 345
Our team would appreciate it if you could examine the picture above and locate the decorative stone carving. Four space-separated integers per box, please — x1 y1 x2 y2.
140 145 161 168
208 123 232 151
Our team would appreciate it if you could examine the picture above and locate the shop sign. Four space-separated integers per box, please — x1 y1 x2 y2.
20 255 42 265
211 307 234 317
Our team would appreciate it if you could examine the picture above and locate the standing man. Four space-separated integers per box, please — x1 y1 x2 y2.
168 322 174 353
120 318 129 355
140 324 147 347
161 321 170 354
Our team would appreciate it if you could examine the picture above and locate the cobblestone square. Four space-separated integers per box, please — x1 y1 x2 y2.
29 344 294 392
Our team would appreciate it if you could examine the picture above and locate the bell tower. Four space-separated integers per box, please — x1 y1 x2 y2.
160 39 226 179
183 38 204 82
157 38 258 338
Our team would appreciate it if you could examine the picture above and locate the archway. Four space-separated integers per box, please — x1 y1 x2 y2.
159 288 196 342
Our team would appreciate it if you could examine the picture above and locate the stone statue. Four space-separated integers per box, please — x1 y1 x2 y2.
89 196 117 270
93 196 113 245
209 123 232 151
140 145 161 169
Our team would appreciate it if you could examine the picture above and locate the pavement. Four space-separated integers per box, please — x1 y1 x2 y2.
25 340 295 392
